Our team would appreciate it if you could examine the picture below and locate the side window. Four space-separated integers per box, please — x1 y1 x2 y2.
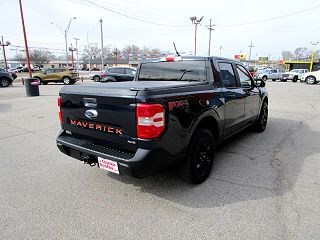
54 69 63 73
236 65 253 87
46 69 54 74
125 68 135 75
112 68 125 74
218 62 237 88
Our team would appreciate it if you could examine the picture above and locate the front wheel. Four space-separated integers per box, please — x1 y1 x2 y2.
272 79 276 82
179 129 215 184
253 101 268 132
292 77 298 82
63 77 71 85
93 76 100 82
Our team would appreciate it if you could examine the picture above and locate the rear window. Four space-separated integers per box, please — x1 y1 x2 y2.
137 60 206 82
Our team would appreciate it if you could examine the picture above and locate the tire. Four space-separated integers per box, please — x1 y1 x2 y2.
306 76 316 84
281 79 287 82
272 79 276 82
253 101 268 132
63 77 71 85
292 76 298 82
262 76 267 81
0 77 11 87
93 76 100 82
179 128 215 184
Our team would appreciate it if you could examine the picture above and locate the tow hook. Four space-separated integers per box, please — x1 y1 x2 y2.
81 155 97 167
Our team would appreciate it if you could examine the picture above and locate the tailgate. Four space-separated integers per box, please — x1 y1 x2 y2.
59 83 138 152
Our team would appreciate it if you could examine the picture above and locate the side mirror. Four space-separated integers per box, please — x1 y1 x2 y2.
255 79 266 87
43 71 46 74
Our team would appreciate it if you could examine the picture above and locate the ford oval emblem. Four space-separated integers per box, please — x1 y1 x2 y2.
85 109 98 119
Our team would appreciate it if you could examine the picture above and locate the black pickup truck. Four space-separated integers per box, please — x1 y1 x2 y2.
57 56 268 184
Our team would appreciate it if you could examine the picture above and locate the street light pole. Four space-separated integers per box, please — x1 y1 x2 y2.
0 36 11 70
65 17 76 68
190 16 204 56
99 19 104 70
73 38 80 70
18 0 32 78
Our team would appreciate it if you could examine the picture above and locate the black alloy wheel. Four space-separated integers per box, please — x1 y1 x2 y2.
254 101 268 132
180 129 215 184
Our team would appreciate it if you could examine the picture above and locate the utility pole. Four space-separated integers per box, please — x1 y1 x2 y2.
248 41 254 61
190 16 204 56
73 38 80 70
99 19 104 70
219 46 223 56
86 28 94 71
69 44 76 69
18 0 32 78
0 36 11 70
206 19 215 56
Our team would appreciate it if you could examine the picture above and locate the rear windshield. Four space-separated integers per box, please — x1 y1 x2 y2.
137 60 206 82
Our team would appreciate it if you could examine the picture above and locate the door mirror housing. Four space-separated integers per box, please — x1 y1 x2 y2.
255 79 266 87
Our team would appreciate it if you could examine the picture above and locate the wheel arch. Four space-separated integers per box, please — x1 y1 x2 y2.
188 110 222 145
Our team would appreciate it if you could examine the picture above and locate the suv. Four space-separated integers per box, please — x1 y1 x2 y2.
91 67 136 82
0 69 14 87
56 56 268 184
33 68 79 85
282 69 309 82
256 69 282 81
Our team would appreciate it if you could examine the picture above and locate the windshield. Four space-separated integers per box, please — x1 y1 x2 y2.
290 69 299 73
137 60 206 82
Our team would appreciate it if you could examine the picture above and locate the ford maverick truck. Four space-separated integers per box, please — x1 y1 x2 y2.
56 56 268 184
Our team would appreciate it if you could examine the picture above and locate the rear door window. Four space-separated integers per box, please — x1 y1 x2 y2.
218 62 237 88
125 68 136 75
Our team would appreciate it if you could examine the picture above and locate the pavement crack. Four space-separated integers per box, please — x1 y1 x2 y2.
212 177 274 192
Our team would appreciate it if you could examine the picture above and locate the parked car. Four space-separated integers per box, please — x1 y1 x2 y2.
0 68 17 80
33 68 79 85
56 56 268 184
32 66 41 72
300 70 320 84
0 69 14 87
255 69 282 81
282 69 309 82
90 67 136 82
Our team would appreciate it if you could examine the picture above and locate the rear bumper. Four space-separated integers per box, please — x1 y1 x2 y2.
56 132 184 178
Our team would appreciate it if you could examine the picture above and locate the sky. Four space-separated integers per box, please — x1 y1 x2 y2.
1 0 320 60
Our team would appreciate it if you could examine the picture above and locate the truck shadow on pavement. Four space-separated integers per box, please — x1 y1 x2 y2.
106 117 318 208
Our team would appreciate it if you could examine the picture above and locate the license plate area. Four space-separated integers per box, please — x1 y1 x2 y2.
98 157 119 174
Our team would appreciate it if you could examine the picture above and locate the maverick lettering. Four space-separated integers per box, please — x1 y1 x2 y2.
69 119 123 135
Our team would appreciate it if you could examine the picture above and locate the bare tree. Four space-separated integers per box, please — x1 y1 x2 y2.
281 51 294 60
122 45 141 55
29 49 53 66
82 44 101 61
293 47 308 60
15 53 27 65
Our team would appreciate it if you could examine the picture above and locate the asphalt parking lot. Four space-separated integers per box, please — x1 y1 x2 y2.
0 81 319 240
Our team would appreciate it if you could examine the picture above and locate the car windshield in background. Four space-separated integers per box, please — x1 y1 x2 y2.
137 60 206 82
290 69 299 73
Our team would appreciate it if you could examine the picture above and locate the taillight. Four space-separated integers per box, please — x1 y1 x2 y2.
136 104 165 139
100 73 108 77
58 97 62 123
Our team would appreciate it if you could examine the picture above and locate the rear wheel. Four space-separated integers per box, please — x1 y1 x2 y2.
63 77 71 85
180 129 215 184
0 77 11 87
262 76 267 81
253 101 268 132
272 79 276 82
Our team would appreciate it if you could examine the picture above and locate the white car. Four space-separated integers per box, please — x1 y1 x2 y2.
301 70 320 84
282 69 309 82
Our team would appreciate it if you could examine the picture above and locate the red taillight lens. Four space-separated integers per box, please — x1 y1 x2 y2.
100 73 107 77
165 57 175 61
58 97 62 123
136 104 165 139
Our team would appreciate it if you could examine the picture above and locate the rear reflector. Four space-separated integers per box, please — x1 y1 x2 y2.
136 104 165 139
58 97 62 123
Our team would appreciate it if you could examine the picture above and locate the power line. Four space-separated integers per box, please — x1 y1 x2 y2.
72 0 190 27
217 4 320 27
